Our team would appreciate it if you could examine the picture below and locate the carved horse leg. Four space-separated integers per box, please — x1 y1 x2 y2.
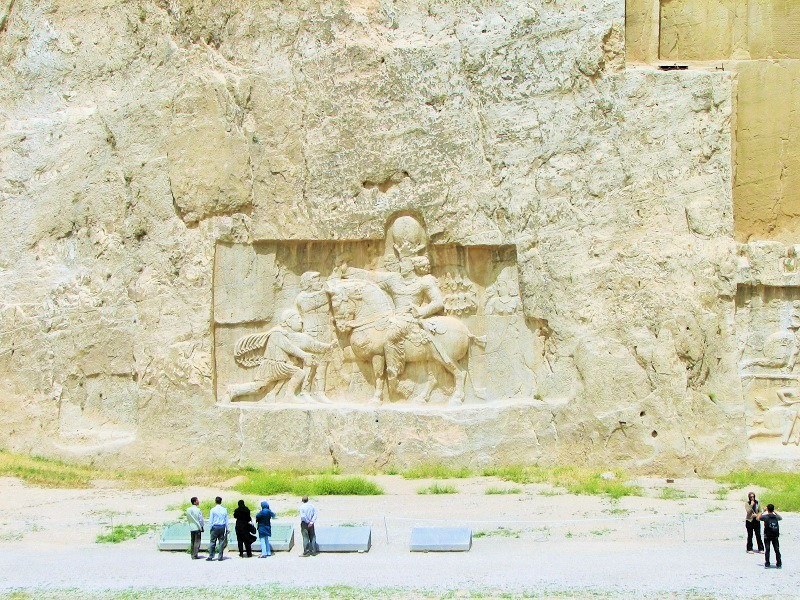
412 367 436 404
426 348 465 405
371 354 385 404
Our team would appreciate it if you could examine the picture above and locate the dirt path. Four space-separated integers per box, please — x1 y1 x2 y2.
0 476 797 598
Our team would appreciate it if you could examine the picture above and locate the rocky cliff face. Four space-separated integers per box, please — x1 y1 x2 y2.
0 0 745 472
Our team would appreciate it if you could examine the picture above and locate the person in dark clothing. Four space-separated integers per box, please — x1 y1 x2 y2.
233 499 254 558
745 492 764 554
759 503 783 569
255 500 277 557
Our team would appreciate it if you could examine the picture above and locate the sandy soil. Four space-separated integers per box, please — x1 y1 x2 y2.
0 475 797 598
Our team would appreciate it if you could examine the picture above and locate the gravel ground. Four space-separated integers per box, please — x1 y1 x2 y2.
0 476 797 598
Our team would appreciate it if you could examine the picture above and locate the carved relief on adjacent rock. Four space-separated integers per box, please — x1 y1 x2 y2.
737 284 800 456
212 214 544 407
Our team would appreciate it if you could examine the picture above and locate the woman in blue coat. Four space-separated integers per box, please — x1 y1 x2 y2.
255 500 277 557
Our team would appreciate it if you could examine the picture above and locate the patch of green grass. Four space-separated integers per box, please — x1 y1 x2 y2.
717 470 800 512
280 508 300 517
485 486 522 495
417 483 458 495
605 507 630 515
483 465 641 499
713 487 729 501
0 450 100 488
234 472 383 496
0 449 240 489
402 463 472 479
659 487 691 500
95 523 158 544
473 527 520 539
590 528 613 537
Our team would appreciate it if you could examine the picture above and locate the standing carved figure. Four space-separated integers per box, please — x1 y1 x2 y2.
295 271 336 402
224 309 334 403
485 278 521 316
777 388 800 446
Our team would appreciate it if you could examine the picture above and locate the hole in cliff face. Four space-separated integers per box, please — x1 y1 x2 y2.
640 410 646 417
651 430 658 438
362 171 410 193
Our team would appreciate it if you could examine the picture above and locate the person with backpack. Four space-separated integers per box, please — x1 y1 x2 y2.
745 492 765 554
759 503 783 569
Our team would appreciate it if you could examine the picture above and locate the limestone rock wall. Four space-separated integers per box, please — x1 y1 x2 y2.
733 60 800 243
659 0 800 61
626 0 800 244
0 0 744 473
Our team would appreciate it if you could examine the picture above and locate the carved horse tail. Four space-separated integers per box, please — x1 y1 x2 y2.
233 332 270 367
467 332 486 348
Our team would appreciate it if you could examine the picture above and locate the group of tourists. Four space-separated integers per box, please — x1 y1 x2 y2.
185 495 319 560
744 492 783 569
188 490 785 566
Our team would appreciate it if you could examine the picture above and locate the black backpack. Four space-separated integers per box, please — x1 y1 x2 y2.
764 515 780 536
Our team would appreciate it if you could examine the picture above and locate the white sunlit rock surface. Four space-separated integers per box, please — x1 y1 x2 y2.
2 0 784 473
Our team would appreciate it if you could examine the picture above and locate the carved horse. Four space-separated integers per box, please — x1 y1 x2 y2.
326 278 484 405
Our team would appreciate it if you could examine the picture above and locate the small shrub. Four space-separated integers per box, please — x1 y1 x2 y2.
96 523 157 544
590 528 613 536
606 507 630 515
402 464 472 479
417 483 458 495
659 487 690 500
485 487 522 495
473 527 520 539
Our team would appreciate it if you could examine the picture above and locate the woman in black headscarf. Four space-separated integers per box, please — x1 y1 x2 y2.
233 499 254 557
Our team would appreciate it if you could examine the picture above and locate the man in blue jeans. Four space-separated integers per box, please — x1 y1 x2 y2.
759 504 783 569
206 496 229 562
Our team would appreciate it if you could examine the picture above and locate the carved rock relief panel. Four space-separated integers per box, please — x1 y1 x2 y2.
737 285 800 457
213 216 543 407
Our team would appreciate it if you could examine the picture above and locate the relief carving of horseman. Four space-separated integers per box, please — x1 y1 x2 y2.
327 255 484 405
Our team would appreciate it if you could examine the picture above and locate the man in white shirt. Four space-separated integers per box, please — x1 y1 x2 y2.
206 496 229 561
299 496 318 556
186 496 204 559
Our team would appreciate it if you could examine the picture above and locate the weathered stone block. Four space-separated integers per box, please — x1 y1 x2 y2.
315 526 371 553
410 527 472 552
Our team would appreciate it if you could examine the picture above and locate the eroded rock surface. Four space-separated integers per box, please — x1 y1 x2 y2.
0 0 747 472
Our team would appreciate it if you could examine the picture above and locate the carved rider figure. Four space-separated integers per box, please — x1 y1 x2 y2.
225 309 334 403
343 256 452 386
295 271 335 401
